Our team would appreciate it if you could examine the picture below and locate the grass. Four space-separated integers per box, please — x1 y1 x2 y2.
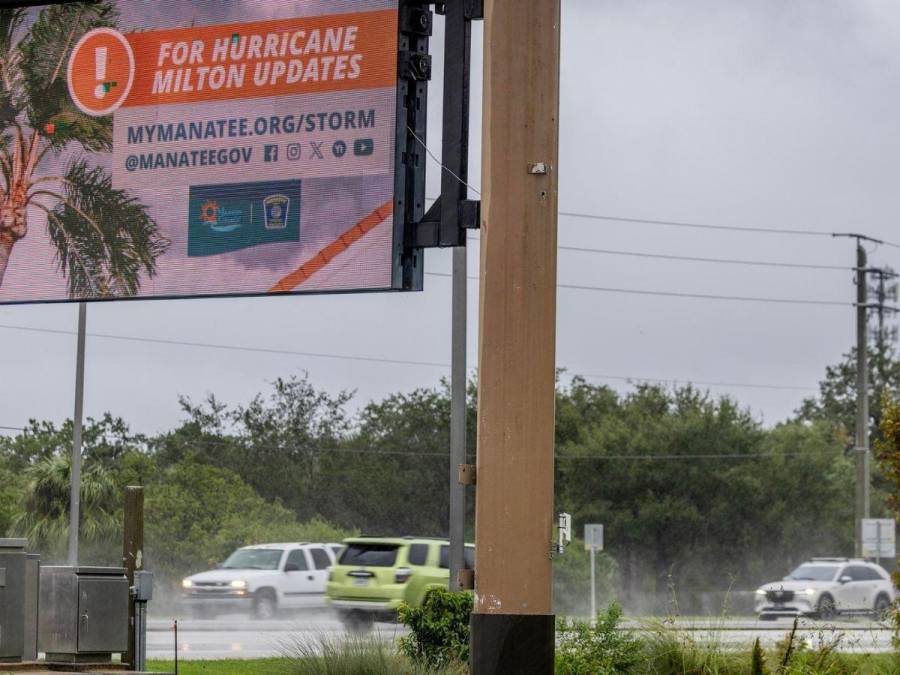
145 652 900 675
145 621 900 675
147 659 288 674
278 633 464 675
631 622 900 675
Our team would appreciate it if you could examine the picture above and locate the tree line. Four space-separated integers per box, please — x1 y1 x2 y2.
0 347 894 613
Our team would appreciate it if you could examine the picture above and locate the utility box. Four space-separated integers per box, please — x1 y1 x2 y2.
0 539 30 663
38 566 128 663
22 554 39 662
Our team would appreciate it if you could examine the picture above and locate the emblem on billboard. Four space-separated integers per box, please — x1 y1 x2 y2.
199 199 243 233
188 180 301 257
264 195 290 230
200 200 219 226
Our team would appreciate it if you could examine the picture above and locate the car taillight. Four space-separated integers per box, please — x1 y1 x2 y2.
395 567 413 584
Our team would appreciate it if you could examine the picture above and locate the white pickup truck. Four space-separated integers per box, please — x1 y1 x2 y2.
181 542 344 619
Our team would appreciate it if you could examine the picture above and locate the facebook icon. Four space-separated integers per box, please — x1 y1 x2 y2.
264 144 279 162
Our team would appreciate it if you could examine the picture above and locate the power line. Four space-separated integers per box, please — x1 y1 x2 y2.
429 192 900 248
557 212 900 249
560 283 854 307
557 211 837 237
0 323 818 392
425 272 855 307
0 323 450 370
579 372 815 393
550 246 852 272
0 324 823 397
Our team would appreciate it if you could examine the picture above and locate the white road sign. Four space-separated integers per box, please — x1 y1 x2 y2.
862 518 896 559
584 523 604 551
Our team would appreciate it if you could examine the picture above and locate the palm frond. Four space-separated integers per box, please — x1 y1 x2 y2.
0 9 25 58
13 452 118 555
0 9 25 127
41 159 169 299
30 201 103 297
17 1 117 150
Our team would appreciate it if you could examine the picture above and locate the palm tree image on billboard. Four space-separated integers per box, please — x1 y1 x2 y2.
0 4 168 298
0 0 402 305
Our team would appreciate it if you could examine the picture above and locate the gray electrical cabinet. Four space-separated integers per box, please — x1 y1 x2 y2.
22 554 39 661
0 539 28 662
38 566 128 663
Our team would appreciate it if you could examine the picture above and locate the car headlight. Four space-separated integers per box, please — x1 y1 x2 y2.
804 588 816 596
755 589 766 595
230 579 247 589
182 579 193 589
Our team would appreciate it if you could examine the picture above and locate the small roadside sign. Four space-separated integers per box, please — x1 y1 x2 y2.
584 524 603 551
862 518 895 559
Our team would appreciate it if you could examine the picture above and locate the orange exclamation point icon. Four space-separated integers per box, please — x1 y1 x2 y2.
93 46 108 100
67 27 135 117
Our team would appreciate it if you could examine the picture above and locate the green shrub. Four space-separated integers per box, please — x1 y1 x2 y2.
397 588 472 670
555 602 642 675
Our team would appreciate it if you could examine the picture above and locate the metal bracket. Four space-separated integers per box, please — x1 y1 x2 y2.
457 567 475 590
435 0 484 21
398 51 432 81
458 463 476 485
413 197 481 247
400 5 434 35
410 0 481 249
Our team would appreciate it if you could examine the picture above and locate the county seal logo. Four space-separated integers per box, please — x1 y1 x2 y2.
264 194 290 230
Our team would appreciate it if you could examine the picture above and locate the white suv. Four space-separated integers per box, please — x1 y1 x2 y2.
182 542 344 619
755 558 895 620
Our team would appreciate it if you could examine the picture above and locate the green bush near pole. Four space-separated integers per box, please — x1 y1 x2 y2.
398 587 473 670
555 602 642 675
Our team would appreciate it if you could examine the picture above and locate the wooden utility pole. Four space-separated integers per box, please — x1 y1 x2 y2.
470 1 561 673
122 486 145 668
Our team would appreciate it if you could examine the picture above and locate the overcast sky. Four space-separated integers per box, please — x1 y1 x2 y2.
3 0 900 438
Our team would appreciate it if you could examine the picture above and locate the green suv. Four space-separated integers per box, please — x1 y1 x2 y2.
326 536 474 630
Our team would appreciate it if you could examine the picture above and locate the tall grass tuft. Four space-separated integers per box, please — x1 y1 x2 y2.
750 638 768 675
278 632 464 675
635 622 748 675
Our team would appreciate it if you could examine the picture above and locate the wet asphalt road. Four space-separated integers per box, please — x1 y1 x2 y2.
146 613 895 660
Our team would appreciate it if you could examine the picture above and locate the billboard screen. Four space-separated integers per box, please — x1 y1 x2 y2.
0 0 419 304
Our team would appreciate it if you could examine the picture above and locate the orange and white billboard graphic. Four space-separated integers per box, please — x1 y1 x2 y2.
0 1 402 305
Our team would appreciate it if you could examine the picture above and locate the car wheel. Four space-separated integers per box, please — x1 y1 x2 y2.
254 591 278 620
873 594 892 622
816 594 837 621
339 609 375 634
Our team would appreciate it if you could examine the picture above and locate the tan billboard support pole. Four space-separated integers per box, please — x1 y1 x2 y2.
470 1 561 672
67 302 87 567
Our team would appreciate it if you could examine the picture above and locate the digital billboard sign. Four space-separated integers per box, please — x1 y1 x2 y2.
0 0 424 304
